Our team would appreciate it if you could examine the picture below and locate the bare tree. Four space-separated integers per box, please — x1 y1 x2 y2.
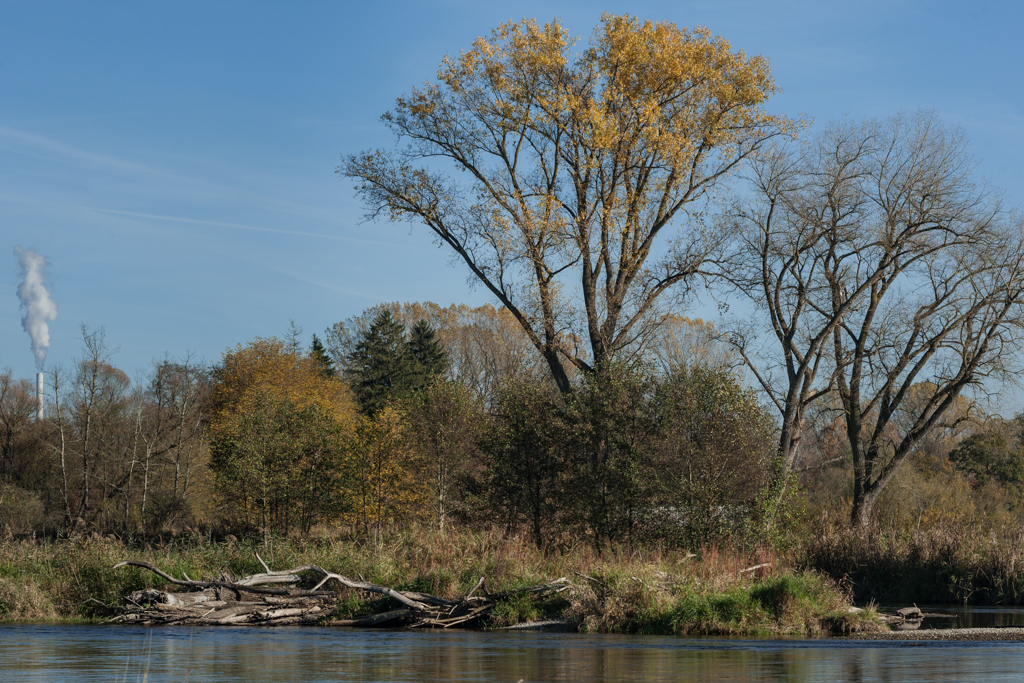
0 371 36 481
729 112 1024 526
47 366 73 527
71 326 129 520
343 15 792 391
143 357 208 529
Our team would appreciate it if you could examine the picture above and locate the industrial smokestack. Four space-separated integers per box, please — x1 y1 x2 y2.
36 372 44 421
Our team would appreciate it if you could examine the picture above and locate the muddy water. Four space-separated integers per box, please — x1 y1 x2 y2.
2 624 1024 682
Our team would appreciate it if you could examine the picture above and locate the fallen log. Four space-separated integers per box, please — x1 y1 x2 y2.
112 554 569 628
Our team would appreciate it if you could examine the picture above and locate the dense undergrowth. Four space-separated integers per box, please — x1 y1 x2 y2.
0 527 880 636
802 524 1024 605
799 446 1024 605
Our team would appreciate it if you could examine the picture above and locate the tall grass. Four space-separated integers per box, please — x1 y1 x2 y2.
0 527 878 635
801 523 1024 605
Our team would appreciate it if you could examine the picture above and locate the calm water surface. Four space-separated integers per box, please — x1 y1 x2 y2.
901 606 1024 630
2 624 1024 682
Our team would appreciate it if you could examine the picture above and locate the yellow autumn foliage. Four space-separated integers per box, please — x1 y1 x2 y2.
208 338 359 535
345 404 426 539
345 14 796 392
210 337 355 430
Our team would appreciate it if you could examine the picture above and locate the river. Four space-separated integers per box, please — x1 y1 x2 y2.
2 624 1024 682
896 605 1024 630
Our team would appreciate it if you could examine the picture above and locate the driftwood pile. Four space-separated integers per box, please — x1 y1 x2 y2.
112 553 569 628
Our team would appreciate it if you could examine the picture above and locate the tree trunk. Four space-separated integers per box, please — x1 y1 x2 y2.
850 489 876 529
113 555 568 628
543 349 572 394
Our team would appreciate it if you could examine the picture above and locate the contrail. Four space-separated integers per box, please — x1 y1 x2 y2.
14 246 58 369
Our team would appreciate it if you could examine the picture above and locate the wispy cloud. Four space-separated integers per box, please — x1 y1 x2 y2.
0 125 164 177
92 207 428 250
265 265 383 300
0 124 398 234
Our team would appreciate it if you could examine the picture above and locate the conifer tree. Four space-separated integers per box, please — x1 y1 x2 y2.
407 319 447 390
345 310 411 415
309 334 336 378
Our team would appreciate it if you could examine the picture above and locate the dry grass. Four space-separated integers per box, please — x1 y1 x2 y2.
801 522 1024 605
0 576 59 621
0 527 875 635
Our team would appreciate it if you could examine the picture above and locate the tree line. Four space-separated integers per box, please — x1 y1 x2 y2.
1 309 771 550
1 327 209 535
4 14 1024 541
3 298 1024 545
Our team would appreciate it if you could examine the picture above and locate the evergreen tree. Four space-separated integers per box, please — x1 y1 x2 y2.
309 334 336 378
345 310 411 415
407 319 447 390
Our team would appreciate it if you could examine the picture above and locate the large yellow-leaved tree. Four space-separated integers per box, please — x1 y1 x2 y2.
343 14 794 391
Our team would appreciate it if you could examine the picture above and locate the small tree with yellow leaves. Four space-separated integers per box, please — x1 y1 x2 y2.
348 404 423 543
208 338 358 538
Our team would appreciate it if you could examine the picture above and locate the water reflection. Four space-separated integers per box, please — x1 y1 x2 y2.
919 606 1024 630
878 606 1024 630
1 625 1024 682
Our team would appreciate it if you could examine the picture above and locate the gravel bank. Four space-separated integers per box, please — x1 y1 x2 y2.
846 627 1024 642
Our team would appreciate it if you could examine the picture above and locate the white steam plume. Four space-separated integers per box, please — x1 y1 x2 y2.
14 247 58 369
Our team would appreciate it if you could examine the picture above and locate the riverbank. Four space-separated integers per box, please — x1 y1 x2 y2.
849 627 1024 642
0 530 882 636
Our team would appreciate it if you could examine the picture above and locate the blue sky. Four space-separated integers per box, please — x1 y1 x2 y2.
3 1 1024 404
